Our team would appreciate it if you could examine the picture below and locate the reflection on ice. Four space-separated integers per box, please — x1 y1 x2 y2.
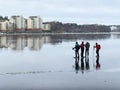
96 56 101 70
73 55 90 74
0 33 111 51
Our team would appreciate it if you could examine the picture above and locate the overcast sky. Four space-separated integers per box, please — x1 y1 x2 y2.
0 0 120 25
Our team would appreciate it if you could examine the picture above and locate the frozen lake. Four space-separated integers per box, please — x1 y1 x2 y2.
0 33 120 90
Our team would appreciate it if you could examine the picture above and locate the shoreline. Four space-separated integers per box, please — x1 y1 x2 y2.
0 32 120 36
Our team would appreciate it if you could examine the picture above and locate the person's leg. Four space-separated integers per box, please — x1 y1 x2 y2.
85 49 89 56
98 50 99 56
96 50 99 57
75 51 77 57
88 49 89 56
82 49 84 57
81 49 83 57
77 51 79 58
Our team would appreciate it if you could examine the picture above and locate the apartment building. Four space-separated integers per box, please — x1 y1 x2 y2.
27 18 34 30
0 21 8 32
9 16 26 31
0 15 51 32
27 16 43 30
43 23 51 30
0 20 15 32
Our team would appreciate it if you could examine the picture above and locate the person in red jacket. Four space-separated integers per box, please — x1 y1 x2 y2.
94 43 101 57
80 41 85 58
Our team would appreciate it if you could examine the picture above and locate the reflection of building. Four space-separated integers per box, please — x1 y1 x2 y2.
9 41 16 50
34 37 41 50
16 37 24 50
0 35 51 51
27 36 34 49
8 36 24 51
0 36 8 48
42 36 51 43
27 36 43 50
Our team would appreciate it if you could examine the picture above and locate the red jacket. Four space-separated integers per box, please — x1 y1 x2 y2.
80 43 84 49
95 44 100 50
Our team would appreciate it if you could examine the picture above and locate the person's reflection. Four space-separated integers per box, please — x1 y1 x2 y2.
80 57 84 74
96 56 101 70
85 55 90 70
74 57 80 74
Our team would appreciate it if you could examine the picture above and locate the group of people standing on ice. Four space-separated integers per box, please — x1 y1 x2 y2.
73 41 101 58
72 41 101 73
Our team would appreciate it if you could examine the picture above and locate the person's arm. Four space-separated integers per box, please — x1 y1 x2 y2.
72 47 75 50
94 45 96 48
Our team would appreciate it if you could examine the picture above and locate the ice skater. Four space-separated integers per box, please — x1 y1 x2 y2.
80 41 85 58
85 42 90 57
72 41 80 58
94 42 101 57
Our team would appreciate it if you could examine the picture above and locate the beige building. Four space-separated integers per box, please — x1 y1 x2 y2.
0 21 9 32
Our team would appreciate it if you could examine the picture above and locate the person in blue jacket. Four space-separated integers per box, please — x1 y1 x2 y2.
73 42 80 58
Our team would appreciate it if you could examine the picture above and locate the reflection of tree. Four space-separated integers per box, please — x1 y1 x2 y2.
47 34 111 43
111 34 120 39
48 35 62 45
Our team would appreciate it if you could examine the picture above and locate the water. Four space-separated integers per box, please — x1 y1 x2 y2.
0 33 120 90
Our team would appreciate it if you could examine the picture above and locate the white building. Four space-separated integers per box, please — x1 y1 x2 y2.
27 16 43 30
43 23 51 31
27 18 34 30
0 20 15 32
9 16 26 31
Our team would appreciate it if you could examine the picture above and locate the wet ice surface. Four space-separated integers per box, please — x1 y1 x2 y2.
0 33 120 90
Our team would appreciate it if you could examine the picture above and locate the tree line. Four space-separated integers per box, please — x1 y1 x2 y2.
47 21 111 33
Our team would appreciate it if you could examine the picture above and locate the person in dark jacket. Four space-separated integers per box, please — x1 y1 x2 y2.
85 42 90 56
